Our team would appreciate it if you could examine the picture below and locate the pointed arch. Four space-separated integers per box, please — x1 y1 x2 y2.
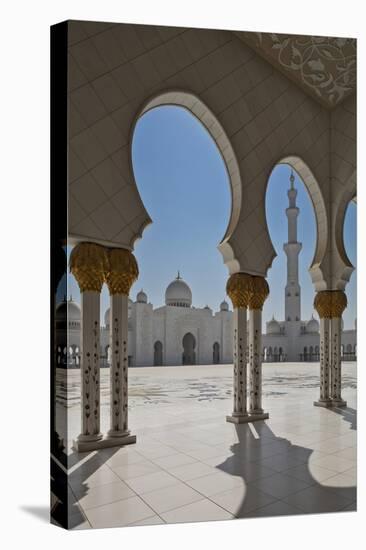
130 90 242 273
266 155 328 291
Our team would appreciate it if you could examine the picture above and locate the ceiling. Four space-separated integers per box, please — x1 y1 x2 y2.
234 31 356 109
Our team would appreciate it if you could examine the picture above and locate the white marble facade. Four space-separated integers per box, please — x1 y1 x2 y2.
57 169 356 367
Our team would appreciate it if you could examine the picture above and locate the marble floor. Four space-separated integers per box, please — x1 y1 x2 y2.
59 363 357 529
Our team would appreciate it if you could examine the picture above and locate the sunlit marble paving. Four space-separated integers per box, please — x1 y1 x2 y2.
58 363 357 529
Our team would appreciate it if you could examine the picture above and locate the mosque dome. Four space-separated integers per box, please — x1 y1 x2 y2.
220 300 229 312
267 316 281 334
137 289 147 303
165 272 192 307
306 315 319 333
56 297 81 323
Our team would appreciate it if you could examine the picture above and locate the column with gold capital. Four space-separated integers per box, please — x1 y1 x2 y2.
226 273 252 423
248 276 269 419
105 248 139 441
330 290 347 407
70 243 107 447
314 291 332 407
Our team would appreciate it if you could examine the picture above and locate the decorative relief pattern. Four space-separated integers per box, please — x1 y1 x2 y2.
227 273 269 310
233 311 247 416
236 32 356 107
249 312 262 413
248 276 270 310
319 318 330 401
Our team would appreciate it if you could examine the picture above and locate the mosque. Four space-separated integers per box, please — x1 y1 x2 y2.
56 172 356 368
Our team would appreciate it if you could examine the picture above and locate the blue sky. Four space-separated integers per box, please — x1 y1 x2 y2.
63 105 356 329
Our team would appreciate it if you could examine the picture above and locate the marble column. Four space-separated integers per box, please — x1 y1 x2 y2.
226 273 251 424
248 276 269 419
70 243 106 449
105 248 139 443
330 291 347 407
314 290 347 408
314 291 332 407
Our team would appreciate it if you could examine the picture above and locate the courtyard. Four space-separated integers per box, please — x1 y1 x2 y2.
59 363 357 529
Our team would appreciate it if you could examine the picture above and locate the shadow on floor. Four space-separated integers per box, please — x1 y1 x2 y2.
329 406 357 431
51 446 120 529
217 413 356 519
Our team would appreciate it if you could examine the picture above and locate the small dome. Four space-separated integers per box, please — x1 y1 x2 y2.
56 297 81 323
267 316 281 334
220 300 229 311
165 272 192 307
306 315 319 333
137 289 147 303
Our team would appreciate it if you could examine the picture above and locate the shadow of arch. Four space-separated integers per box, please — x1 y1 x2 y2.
266 155 328 291
216 419 356 518
130 90 242 273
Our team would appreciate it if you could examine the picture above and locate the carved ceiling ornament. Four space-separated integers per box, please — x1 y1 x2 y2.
235 32 356 108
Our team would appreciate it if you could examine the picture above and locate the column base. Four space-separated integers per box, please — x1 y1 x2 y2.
331 399 347 408
226 412 269 424
314 399 347 408
72 434 136 452
314 399 333 408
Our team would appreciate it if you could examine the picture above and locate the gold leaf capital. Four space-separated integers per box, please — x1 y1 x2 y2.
105 248 139 295
314 290 347 319
70 242 107 293
248 276 270 310
226 273 252 309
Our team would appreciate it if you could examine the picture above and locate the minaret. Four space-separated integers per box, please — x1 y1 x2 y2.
283 170 302 324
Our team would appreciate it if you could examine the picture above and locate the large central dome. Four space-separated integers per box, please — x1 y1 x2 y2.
165 272 192 307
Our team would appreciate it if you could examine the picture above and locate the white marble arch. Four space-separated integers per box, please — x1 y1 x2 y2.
267 155 329 292
131 90 243 274
332 169 356 290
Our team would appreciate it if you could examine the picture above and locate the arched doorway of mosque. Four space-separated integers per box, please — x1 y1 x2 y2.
182 333 196 366
154 341 163 366
213 342 220 364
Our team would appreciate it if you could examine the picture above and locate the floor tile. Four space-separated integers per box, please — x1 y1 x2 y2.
77 480 135 510
168 462 216 481
311 454 355 473
332 447 357 461
283 485 352 514
69 465 121 494
105 451 147 468
258 453 306 473
84 495 155 528
186 471 244 497
151 453 197 469
245 500 304 518
124 471 179 495
285 464 336 484
141 482 203 513
210 485 276 516
161 499 233 524
250 472 313 499
111 461 160 480
128 515 165 526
